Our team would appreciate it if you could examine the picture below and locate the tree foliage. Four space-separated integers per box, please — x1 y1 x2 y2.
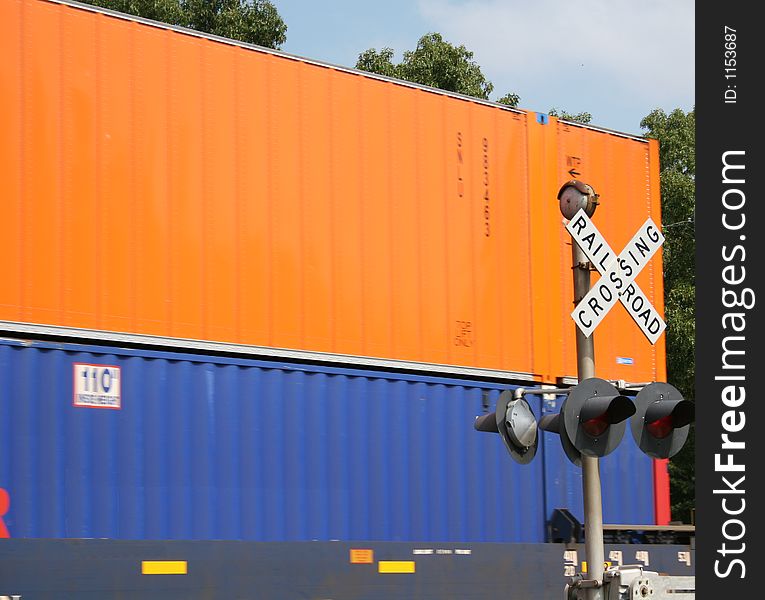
357 33 519 105
496 93 520 108
549 108 593 125
81 0 287 49
641 107 696 523
356 47 400 79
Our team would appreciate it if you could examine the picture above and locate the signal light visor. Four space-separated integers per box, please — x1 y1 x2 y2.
578 395 636 438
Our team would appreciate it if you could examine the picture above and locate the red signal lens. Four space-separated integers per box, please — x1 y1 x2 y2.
582 414 609 437
646 415 674 439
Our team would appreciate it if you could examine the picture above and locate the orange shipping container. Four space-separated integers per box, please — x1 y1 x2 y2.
0 0 666 385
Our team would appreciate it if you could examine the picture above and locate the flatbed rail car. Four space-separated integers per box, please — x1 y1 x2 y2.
0 539 695 600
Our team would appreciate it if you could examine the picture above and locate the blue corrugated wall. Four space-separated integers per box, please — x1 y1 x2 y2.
0 338 654 542
541 396 655 526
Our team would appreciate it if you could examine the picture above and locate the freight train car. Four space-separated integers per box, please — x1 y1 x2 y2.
0 338 693 599
0 539 695 600
0 1 682 597
0 0 666 387
0 338 660 541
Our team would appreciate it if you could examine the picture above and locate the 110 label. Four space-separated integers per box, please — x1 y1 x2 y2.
73 363 122 409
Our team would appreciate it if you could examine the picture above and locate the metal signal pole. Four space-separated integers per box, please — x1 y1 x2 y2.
572 239 605 600
558 179 605 600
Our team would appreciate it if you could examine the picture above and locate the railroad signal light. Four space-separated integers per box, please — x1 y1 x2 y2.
557 180 599 220
630 382 694 459
539 378 635 465
539 404 582 467
474 390 538 464
475 379 693 466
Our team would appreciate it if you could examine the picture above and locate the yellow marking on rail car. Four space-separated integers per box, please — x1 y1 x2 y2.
350 549 374 564
141 560 188 575
378 560 416 574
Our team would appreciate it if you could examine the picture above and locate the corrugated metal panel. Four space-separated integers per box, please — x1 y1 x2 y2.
541 396 655 526
0 0 666 385
551 122 667 383
0 339 572 542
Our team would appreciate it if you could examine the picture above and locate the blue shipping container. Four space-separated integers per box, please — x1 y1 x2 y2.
0 338 656 542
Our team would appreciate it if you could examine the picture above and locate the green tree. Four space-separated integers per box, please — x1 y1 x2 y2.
641 107 696 523
496 92 520 108
356 47 399 79
357 33 519 105
549 108 593 125
81 0 287 49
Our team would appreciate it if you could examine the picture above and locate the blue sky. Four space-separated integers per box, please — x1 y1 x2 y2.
274 0 694 135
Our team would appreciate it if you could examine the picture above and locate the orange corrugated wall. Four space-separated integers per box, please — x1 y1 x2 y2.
0 0 666 385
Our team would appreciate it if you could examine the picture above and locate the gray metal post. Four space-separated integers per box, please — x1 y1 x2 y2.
572 240 604 600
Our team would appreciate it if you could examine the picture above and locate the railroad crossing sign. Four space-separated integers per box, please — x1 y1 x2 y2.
566 209 666 344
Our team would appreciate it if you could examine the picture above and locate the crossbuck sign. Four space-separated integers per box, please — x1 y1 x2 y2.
566 209 666 345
